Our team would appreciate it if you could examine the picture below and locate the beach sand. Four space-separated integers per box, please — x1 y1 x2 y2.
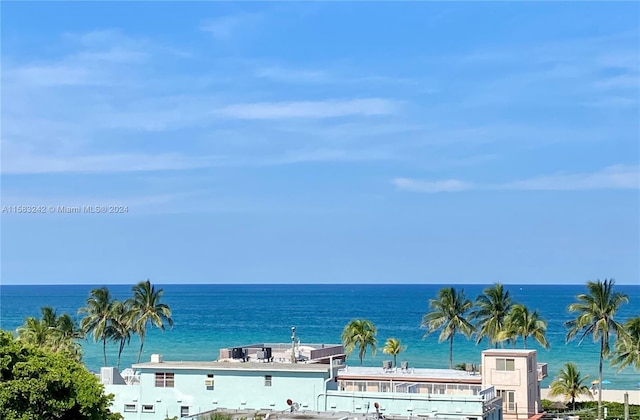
541 389 640 405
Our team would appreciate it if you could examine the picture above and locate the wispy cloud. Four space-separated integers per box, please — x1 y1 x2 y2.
200 13 261 41
214 98 398 119
394 165 640 193
2 151 220 175
393 178 472 193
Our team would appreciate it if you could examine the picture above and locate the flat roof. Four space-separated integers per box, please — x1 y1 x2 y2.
336 366 482 383
133 360 339 373
482 349 537 356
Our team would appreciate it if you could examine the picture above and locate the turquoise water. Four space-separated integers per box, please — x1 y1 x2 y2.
1 284 638 389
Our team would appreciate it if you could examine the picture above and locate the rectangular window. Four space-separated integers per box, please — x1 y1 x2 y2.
124 404 137 412
497 390 516 412
155 372 175 388
181 406 190 417
206 374 215 390
264 375 272 386
142 404 154 413
496 358 515 371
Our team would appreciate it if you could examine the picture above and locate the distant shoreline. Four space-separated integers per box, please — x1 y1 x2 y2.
541 389 640 405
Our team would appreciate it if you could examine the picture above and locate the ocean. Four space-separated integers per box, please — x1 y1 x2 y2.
1 283 638 390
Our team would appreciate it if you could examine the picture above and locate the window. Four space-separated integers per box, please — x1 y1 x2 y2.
155 372 175 388
206 374 215 390
124 404 137 412
528 358 533 372
497 390 516 412
496 358 515 371
264 375 272 386
142 405 155 413
181 406 190 417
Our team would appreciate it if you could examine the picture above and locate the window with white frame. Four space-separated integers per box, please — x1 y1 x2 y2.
264 375 272 386
181 406 190 417
155 372 175 387
496 358 515 371
142 404 155 413
124 404 136 412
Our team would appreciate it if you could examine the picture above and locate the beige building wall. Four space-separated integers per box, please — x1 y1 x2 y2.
482 349 542 420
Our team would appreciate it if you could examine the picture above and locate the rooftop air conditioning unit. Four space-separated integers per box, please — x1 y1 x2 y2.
205 379 214 386
151 354 163 363
383 360 392 370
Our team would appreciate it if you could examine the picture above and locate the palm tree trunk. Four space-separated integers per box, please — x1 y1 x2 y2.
394 355 397 368
598 336 603 420
523 336 527 349
117 340 125 370
137 336 145 364
449 335 454 369
102 337 107 367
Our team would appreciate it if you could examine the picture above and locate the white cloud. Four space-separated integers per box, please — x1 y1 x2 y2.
1 151 220 175
501 165 640 191
255 66 331 83
214 98 398 119
393 178 473 193
200 13 261 41
394 165 640 193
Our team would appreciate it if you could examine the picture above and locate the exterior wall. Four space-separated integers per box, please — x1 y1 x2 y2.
481 350 540 420
324 389 502 420
107 367 330 420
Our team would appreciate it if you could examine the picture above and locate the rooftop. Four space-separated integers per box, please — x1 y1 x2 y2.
336 366 482 383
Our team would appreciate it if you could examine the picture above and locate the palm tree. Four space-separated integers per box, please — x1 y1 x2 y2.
499 304 550 349
422 287 474 369
16 317 50 347
79 287 115 367
341 319 377 365
470 283 513 348
128 280 174 363
610 316 640 372
107 300 133 370
565 279 628 420
382 338 406 368
548 362 592 410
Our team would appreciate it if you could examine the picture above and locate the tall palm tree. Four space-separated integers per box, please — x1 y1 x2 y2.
565 279 628 420
79 287 115 367
499 304 550 349
341 319 377 365
422 287 474 369
382 338 406 368
610 316 640 372
107 300 133 370
470 283 513 348
128 280 174 363
50 313 84 359
548 362 592 410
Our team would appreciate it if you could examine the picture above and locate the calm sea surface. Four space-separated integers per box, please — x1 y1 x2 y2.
1 284 638 389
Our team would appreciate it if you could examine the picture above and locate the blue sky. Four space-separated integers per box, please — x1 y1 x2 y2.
1 2 638 285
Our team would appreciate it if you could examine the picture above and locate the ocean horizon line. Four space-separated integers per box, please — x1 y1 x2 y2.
3 282 639 286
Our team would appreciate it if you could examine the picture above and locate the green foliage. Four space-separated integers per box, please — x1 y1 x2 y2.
470 282 513 348
565 279 629 420
127 279 174 363
611 316 640 372
0 331 122 420
16 307 84 361
382 337 406 367
548 362 592 410
498 303 550 349
341 319 377 365
542 399 640 420
422 287 474 369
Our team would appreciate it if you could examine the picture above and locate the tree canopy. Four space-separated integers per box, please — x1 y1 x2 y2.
0 331 122 420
